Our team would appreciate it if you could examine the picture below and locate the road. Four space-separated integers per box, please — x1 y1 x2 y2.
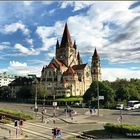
0 102 140 139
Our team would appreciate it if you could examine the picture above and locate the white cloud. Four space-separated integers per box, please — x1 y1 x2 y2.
48 9 56 15
36 26 56 51
23 1 33 6
14 43 39 55
1 22 30 36
26 38 33 47
9 60 42 76
0 42 10 50
102 68 140 81
42 1 54 5
49 1 140 64
10 61 27 67
60 1 94 11
9 61 29 76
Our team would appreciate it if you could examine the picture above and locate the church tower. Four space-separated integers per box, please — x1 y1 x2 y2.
91 48 101 81
56 23 78 67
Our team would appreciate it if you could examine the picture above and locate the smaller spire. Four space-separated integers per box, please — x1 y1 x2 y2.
77 52 80 60
77 52 82 64
93 48 99 59
41 67 45 72
56 39 59 48
73 40 77 49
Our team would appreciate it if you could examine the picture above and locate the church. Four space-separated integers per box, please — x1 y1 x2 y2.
41 23 101 97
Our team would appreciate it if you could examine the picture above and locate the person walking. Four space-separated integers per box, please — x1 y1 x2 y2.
9 130 11 138
89 106 92 115
90 108 92 115
93 106 96 113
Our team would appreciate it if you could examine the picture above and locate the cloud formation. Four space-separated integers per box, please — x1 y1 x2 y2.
39 1 140 65
8 60 42 76
1 22 30 36
36 26 56 51
14 43 39 55
59 1 94 11
0 1 140 81
102 68 140 81
0 42 10 50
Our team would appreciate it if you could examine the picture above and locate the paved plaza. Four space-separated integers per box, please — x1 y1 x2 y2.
0 102 140 139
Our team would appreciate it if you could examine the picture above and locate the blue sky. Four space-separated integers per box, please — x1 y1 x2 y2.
0 1 140 81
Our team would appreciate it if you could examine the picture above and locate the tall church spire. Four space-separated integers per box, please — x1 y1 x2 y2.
60 23 73 48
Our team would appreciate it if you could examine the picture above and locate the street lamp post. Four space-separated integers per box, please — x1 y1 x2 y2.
42 83 46 110
43 94 45 110
53 91 56 125
34 80 38 116
97 80 100 117
41 83 47 123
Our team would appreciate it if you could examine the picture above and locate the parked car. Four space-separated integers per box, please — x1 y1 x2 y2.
116 104 124 110
124 106 132 111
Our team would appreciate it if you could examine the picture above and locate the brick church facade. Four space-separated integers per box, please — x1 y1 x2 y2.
41 23 101 97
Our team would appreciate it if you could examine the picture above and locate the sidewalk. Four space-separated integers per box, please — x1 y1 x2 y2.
0 124 25 139
59 111 98 124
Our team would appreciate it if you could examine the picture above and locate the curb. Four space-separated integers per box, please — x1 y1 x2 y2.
59 117 98 124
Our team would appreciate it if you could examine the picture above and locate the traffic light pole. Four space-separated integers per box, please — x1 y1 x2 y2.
53 93 56 125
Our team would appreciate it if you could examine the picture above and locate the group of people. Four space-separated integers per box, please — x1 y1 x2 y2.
89 106 96 115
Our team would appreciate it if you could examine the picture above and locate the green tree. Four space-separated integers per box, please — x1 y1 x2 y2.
0 86 11 99
31 83 47 99
111 78 129 92
128 84 140 100
83 81 115 108
130 79 140 95
115 85 130 101
16 86 33 99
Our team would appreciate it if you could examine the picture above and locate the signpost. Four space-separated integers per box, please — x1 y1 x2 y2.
53 102 57 107
99 96 104 100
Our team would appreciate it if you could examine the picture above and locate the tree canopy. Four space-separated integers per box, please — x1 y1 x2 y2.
83 81 115 108
83 78 140 108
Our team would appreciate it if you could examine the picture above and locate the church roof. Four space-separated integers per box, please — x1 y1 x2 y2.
60 23 73 48
63 67 77 76
54 58 63 67
48 63 55 69
72 64 87 70
63 79 68 84
46 58 67 70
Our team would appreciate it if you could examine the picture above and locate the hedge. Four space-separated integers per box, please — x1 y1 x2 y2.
0 109 34 120
0 118 12 124
104 123 140 137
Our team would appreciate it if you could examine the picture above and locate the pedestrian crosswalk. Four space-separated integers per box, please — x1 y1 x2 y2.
4 120 81 139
